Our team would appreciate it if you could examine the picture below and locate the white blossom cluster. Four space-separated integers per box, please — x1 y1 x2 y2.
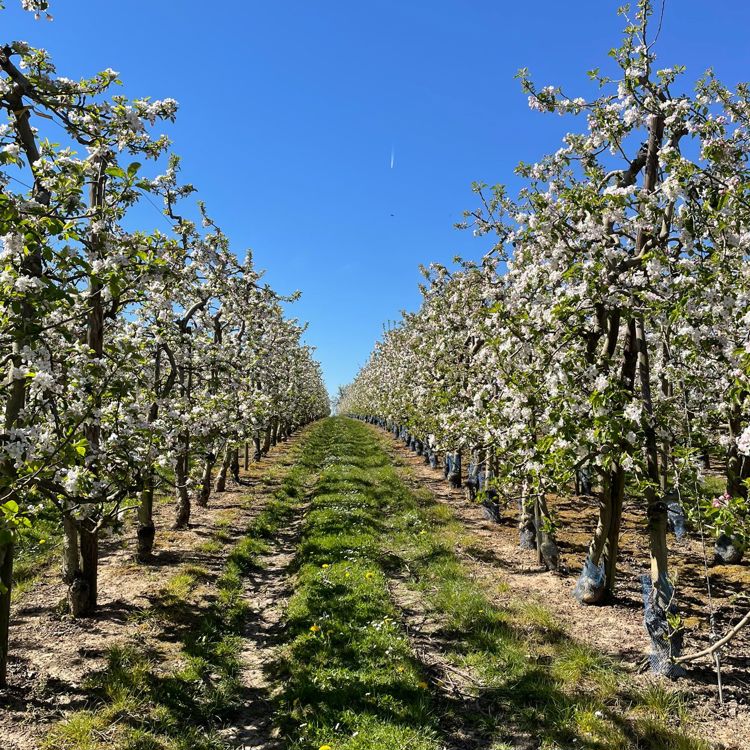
739 427 750 457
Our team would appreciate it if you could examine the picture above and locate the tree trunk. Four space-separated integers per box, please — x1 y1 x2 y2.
66 158 109 617
588 474 613 567
0 541 13 687
254 433 263 461
605 317 639 586
536 493 559 571
518 480 537 550
173 435 191 529
262 425 272 455
137 343 174 563
68 523 98 617
534 493 544 565
271 417 279 447
466 447 484 501
215 449 230 493
174 320 194 528
80 524 98 610
62 514 80 583
576 473 615 604
196 454 215 507
230 448 240 482
244 442 249 470
137 472 156 562
448 449 462 489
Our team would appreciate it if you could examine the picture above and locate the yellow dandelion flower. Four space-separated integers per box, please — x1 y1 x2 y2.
345 572 351 577
365 572 374 579
322 563 329 568
418 680 428 689
309 624 320 633
319 745 332 750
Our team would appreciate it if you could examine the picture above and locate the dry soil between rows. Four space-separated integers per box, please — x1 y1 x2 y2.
220 499 310 750
0 433 305 750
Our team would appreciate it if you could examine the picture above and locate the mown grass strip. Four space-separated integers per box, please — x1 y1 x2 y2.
275 418 441 750
45 437 315 750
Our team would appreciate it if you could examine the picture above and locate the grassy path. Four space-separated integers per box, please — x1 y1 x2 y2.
272 418 710 750
40 418 712 750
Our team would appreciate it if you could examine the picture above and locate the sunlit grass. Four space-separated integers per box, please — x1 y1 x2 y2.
276 420 440 750
161 571 197 601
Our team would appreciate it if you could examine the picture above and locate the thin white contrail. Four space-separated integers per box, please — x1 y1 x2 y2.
390 146 395 169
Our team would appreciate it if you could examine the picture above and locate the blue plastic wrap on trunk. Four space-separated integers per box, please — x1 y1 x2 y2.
576 465 592 496
666 499 686 541
465 462 479 499
446 452 461 488
714 533 745 564
574 555 606 604
477 470 490 490
641 574 684 678
482 489 501 523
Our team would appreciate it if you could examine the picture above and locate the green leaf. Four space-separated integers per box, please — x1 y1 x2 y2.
105 166 126 179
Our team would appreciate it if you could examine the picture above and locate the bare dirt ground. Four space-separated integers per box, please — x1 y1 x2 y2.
220 500 310 750
0 434 305 750
377 428 750 750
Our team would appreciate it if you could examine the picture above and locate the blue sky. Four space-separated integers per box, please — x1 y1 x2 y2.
6 1 750 396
